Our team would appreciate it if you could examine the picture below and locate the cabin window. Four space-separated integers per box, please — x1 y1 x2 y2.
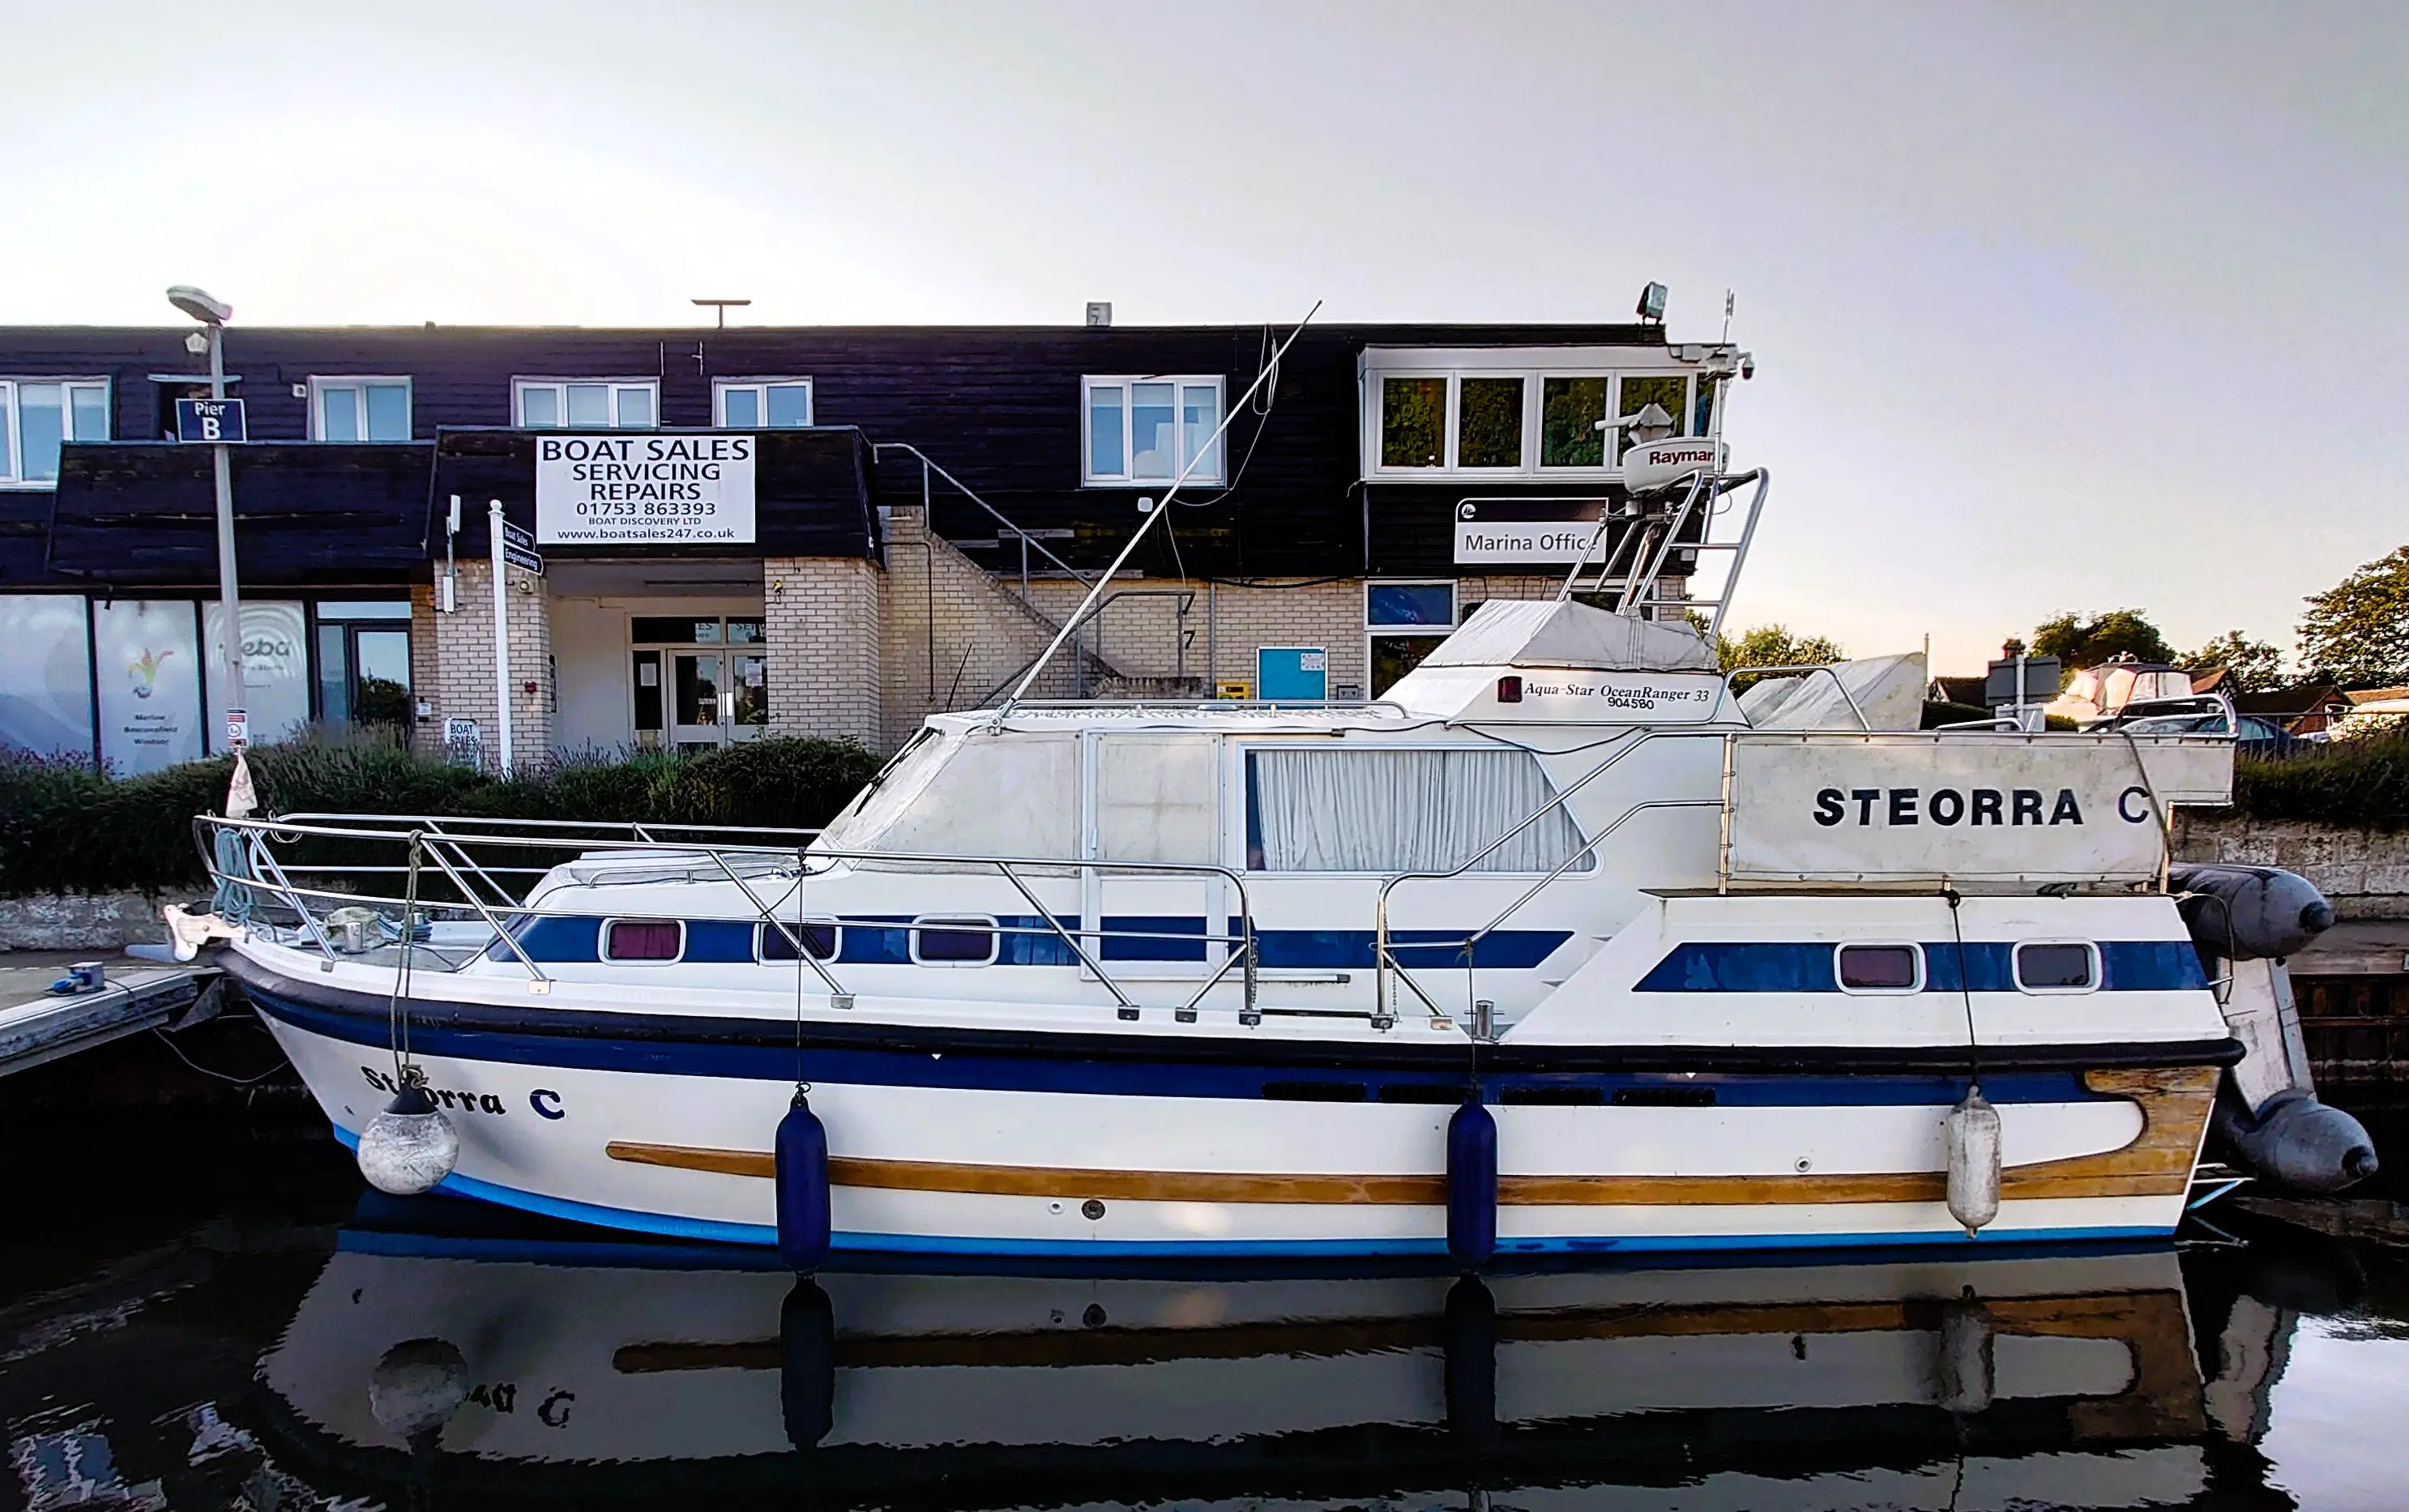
515 378 658 429
1835 943 1922 993
761 920 839 961
604 919 684 962
1083 375 1224 485
715 378 814 428
2014 941 2098 993
1245 748 1588 873
0 379 109 486
310 377 412 441
913 916 997 966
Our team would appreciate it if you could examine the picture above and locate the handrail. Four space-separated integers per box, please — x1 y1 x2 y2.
872 441 1095 587
1377 797 1723 1030
1370 726 1734 1026
195 814 1262 1022
1718 662 1873 731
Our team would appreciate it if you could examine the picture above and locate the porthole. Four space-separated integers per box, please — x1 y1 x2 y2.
912 916 998 966
602 918 683 963
2014 940 2099 993
760 919 839 962
1835 942 1922 993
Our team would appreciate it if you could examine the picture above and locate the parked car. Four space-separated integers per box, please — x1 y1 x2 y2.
2110 707 2307 758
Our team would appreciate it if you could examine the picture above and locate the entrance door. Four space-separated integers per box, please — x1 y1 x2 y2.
668 650 769 750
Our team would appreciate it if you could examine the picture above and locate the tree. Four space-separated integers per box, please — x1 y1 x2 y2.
2031 610 2176 675
2298 545 2409 688
2181 631 2283 692
1717 623 1846 673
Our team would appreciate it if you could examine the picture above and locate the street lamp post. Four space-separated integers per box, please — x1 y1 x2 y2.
167 285 243 750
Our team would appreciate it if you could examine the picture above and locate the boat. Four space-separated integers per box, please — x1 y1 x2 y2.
246 1204 2227 1509
199 451 2298 1260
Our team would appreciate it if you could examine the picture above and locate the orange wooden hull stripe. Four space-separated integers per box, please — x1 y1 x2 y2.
603 1066 2215 1209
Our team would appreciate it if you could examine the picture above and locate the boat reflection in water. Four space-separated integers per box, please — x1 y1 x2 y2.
256 1202 2227 1509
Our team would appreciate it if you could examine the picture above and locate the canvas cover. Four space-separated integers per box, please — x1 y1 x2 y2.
1418 598 1719 673
1740 652 1928 732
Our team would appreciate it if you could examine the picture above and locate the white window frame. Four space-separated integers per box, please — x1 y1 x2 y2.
600 917 686 965
1834 941 1926 996
1081 374 1226 487
757 916 840 963
512 378 660 429
1359 348 1712 481
0 378 111 489
910 914 1000 967
2012 939 2102 996
308 376 413 442
713 377 814 428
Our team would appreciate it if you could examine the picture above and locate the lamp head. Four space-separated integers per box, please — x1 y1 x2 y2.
166 285 232 325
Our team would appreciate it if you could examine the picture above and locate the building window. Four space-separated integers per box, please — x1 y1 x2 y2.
1083 375 1224 485
313 600 412 726
715 378 813 428
1363 358 1711 478
514 379 658 429
1367 581 1454 698
311 378 412 442
0 379 109 487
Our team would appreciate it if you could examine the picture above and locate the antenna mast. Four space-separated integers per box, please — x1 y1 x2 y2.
1001 301 1323 711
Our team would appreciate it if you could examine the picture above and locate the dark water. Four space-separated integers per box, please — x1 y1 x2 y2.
3 1118 2405 1512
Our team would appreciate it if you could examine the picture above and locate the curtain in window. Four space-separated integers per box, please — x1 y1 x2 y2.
1249 749 1586 873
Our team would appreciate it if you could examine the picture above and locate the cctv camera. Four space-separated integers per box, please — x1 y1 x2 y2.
1739 353 1756 380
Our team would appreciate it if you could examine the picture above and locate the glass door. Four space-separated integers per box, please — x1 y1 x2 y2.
631 616 767 750
670 652 724 750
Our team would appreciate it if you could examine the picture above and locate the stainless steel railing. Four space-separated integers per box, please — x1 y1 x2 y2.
197 814 1262 1024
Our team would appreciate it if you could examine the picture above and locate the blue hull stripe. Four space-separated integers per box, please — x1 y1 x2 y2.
1638 940 2206 993
327 1127 2164 1258
500 914 1574 972
256 984 2109 1107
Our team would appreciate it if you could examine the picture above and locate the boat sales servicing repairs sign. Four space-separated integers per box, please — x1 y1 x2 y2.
534 435 756 545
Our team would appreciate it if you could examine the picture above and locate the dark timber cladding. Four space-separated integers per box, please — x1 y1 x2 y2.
429 427 879 559
0 318 1672 579
47 442 434 584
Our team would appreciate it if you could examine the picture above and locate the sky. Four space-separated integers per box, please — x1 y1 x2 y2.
4 0 2403 673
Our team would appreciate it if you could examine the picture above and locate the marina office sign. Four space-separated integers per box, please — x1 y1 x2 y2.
1454 499 1608 566
534 435 757 545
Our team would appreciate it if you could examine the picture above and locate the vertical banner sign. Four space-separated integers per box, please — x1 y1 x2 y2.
93 600 203 775
534 435 758 545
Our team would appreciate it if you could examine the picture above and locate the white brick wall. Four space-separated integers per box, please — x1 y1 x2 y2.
878 508 1104 749
764 556 882 750
408 558 553 768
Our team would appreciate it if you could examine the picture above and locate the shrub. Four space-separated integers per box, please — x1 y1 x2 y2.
2230 727 2409 832
0 734 882 898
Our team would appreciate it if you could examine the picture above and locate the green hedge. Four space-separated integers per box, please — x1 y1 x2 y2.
2231 727 2409 832
0 734 884 898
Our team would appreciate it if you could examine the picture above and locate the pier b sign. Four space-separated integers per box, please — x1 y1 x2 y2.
534 434 757 546
173 398 247 444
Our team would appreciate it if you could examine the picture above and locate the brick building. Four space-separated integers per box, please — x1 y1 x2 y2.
0 312 1744 766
